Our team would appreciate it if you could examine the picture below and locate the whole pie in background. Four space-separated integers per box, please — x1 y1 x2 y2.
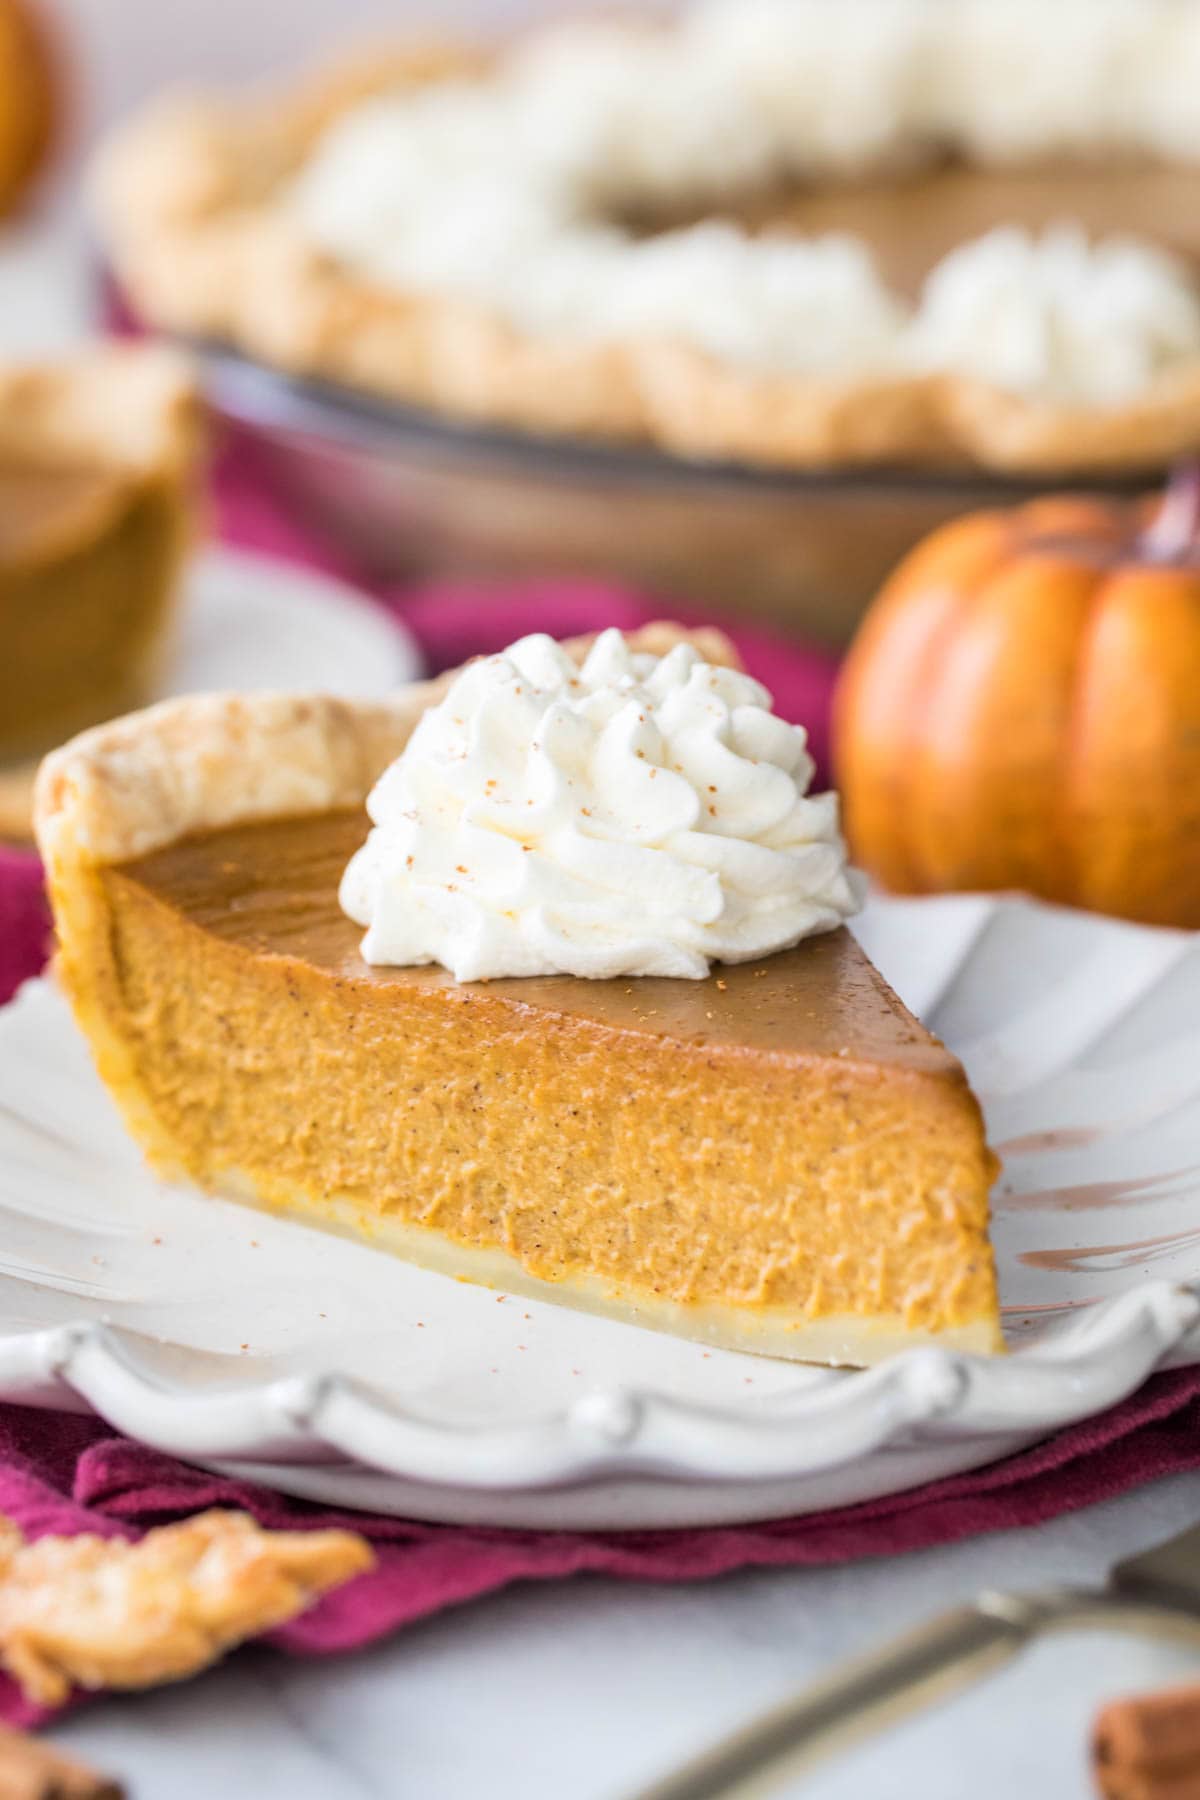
92 0 1200 476
0 348 202 839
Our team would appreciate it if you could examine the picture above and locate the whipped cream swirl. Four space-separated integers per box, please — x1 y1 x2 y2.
907 224 1200 404
340 630 862 982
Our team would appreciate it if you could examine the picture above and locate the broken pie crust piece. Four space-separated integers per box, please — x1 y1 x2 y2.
0 1509 373 1707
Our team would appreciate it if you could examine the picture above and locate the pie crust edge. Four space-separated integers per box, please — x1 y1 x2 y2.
0 343 201 477
33 621 737 866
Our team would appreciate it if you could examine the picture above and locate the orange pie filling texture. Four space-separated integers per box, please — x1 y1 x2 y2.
72 807 1001 1358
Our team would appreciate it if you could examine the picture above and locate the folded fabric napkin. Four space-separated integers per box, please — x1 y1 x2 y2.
0 848 47 1008
2 482 1199 1723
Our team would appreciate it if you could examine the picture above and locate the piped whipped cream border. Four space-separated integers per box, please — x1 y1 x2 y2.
287 0 1200 403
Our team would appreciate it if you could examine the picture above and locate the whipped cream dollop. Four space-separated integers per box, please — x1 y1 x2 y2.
907 225 1200 404
339 631 862 982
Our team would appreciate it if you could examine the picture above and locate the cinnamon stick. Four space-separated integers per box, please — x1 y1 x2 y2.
1093 1680 1200 1800
0 1723 123 1799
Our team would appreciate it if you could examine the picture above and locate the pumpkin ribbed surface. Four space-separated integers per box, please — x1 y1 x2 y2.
834 488 1200 928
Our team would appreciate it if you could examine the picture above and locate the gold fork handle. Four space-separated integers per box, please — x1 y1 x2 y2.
628 1598 1038 1800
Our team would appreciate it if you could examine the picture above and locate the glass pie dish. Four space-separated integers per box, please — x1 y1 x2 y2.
188 338 1155 650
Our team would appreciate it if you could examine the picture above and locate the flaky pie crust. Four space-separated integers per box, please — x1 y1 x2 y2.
92 43 1200 476
0 344 201 481
0 1508 372 1705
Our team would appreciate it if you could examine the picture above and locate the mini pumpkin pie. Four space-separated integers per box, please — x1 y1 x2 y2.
0 348 202 838
35 624 1001 1367
92 0 1200 473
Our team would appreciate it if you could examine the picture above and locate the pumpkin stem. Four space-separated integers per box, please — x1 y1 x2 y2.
1142 463 1200 563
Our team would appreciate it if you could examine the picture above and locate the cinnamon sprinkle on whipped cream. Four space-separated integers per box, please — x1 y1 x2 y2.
339 630 862 981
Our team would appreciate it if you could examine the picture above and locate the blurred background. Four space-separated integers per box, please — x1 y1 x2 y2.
3 0 1198 930
1 18 1198 1800
55 0 615 133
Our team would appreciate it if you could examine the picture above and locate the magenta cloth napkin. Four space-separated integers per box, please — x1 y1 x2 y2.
0 848 49 1006
3 469 1199 1724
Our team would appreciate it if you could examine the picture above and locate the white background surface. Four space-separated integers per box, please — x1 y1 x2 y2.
5 3 1200 1793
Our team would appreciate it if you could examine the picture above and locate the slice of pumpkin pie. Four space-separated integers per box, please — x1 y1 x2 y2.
34 624 1000 1366
0 347 202 838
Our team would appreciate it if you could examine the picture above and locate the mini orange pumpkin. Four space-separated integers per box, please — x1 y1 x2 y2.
0 0 57 220
833 475 1200 928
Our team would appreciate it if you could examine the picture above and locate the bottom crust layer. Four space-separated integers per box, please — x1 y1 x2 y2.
215 1166 1003 1368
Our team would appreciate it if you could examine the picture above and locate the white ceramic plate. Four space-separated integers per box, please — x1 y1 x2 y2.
164 546 421 696
0 895 1197 1530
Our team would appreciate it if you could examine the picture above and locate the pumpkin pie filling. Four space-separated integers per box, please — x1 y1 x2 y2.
81 805 1000 1362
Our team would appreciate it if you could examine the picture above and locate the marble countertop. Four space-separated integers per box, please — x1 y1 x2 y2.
46 1471 1200 1799
6 211 1200 1800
